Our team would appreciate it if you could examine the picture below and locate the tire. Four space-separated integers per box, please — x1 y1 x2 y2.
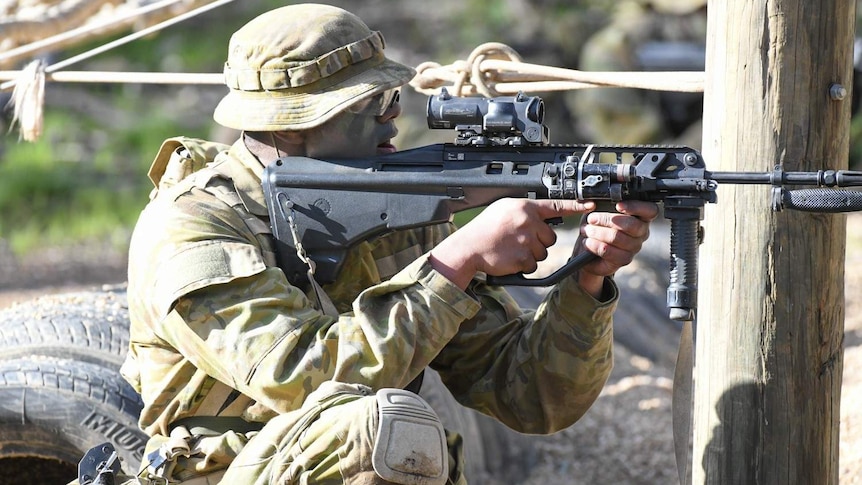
0 356 147 484
0 287 130 370
0 288 535 482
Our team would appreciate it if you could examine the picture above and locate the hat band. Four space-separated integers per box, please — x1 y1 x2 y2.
224 31 386 91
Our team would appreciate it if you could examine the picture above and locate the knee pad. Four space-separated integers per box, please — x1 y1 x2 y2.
372 389 448 485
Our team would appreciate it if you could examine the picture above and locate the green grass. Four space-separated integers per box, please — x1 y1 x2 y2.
0 107 204 256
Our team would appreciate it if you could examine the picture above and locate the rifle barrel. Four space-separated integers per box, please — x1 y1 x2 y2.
708 170 862 188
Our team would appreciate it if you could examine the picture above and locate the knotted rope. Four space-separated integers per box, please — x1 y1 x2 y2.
410 42 705 97
2 38 707 141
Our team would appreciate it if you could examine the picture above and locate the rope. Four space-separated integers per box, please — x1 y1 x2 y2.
9 60 45 142
2 38 707 141
410 42 705 97
0 70 223 85
3 0 237 141
0 0 189 67
0 0 237 92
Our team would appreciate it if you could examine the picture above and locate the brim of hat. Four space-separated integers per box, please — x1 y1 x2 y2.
213 58 416 131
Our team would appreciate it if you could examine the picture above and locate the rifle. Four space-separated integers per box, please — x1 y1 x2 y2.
262 88 862 323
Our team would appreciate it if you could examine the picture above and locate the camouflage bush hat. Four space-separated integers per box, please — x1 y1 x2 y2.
213 4 416 131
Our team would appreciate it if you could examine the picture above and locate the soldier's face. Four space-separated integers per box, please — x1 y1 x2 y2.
302 90 402 159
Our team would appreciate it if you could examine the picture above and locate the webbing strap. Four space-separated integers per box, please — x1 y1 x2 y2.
672 320 694 485
193 381 236 416
224 31 385 90
170 416 264 436
309 272 339 317
202 177 278 268
218 391 254 417
201 169 335 315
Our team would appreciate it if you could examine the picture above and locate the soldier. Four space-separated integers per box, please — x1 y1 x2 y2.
88 4 657 484
570 0 708 149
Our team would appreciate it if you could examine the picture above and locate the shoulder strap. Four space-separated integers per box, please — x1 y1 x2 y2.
196 161 337 315
147 137 338 316
201 157 338 316
201 174 279 270
148 136 231 192
146 137 277 269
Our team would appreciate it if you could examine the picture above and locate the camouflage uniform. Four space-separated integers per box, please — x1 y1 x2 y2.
114 5 619 484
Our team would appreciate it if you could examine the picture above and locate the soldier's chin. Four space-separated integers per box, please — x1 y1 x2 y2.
377 142 397 155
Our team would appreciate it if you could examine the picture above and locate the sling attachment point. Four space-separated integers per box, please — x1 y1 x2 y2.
284 197 339 317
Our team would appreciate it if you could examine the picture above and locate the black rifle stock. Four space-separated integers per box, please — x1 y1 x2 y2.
263 89 862 322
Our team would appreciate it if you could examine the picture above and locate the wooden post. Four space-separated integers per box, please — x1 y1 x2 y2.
694 0 855 483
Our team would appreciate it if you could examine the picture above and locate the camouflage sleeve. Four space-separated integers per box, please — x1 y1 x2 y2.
163 255 478 413
129 187 480 415
430 275 617 435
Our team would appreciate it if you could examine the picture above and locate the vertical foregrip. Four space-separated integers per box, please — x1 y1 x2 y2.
663 199 705 322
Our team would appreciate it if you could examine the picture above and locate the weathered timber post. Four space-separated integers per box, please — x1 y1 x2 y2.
694 0 855 483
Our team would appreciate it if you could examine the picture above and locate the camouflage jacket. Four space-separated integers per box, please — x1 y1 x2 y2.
122 137 618 459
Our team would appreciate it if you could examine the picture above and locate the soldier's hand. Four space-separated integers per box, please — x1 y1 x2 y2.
575 200 659 297
429 198 596 289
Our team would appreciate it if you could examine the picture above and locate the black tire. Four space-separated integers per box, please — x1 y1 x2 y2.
0 288 535 482
0 356 147 483
0 287 130 370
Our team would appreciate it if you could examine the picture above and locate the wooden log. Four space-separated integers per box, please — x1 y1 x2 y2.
694 0 855 483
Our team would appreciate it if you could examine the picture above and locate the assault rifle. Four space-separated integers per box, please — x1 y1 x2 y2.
262 88 862 323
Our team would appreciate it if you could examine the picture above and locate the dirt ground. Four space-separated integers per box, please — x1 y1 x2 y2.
0 214 860 484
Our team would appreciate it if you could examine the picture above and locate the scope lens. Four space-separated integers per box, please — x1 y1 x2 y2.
527 98 544 123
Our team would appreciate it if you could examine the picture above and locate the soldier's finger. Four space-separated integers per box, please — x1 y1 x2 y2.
532 199 596 218
616 200 660 222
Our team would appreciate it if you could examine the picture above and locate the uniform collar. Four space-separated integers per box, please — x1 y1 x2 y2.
223 138 271 217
